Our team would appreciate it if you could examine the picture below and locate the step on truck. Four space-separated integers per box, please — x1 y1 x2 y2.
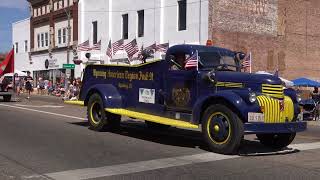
79 44 307 154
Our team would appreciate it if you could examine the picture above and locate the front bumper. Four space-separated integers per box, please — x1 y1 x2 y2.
244 121 307 134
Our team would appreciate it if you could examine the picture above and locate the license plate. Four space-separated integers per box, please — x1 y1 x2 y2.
248 112 264 123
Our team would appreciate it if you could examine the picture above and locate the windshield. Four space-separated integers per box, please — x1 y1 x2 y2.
198 51 240 71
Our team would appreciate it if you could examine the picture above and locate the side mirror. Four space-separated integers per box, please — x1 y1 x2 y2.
207 71 216 83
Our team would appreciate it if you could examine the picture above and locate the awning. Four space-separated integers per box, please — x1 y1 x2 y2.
292 77 320 87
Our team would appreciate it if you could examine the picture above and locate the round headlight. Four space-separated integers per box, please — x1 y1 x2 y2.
249 93 257 103
296 94 302 103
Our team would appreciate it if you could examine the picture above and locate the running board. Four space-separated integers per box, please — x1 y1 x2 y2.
64 100 84 106
105 108 199 129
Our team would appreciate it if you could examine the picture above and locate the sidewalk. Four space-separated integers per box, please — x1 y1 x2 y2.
307 121 320 127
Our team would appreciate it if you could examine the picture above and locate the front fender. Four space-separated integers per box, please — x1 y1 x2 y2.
192 91 259 124
83 84 122 108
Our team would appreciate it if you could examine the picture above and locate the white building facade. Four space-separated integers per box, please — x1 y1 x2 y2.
12 18 31 74
78 0 208 66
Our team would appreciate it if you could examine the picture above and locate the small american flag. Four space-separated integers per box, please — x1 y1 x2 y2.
124 39 139 59
106 40 112 58
242 52 251 72
156 43 169 53
77 40 91 51
112 39 124 55
92 40 101 50
145 43 157 51
185 51 198 69
137 45 144 60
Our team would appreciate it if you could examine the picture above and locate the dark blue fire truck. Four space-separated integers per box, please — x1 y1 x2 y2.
79 44 307 154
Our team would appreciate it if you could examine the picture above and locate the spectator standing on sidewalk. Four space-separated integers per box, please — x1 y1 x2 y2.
24 71 33 99
14 73 21 96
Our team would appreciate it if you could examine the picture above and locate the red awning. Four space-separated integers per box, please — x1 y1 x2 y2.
0 49 14 76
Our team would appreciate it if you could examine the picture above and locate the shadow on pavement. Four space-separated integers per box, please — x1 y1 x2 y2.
69 120 301 156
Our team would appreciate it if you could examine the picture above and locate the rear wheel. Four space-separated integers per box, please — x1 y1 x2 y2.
257 133 296 149
87 93 120 131
3 95 11 102
145 121 170 130
202 104 244 154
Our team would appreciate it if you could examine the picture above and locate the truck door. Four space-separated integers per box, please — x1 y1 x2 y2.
164 60 198 119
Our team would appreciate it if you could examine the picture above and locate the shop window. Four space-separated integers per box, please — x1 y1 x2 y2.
137 10 144 37
122 14 128 39
92 21 98 44
178 0 187 31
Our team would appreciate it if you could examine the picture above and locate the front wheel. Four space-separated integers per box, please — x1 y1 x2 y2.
257 133 296 149
87 93 121 131
202 104 244 154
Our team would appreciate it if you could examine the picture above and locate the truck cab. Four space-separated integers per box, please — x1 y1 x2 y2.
80 44 306 154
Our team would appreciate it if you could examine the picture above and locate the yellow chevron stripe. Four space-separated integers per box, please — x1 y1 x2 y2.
105 108 199 129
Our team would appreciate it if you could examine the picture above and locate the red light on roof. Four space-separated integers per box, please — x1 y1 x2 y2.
206 40 214 46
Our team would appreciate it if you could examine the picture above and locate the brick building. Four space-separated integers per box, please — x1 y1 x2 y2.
27 0 79 82
208 0 320 80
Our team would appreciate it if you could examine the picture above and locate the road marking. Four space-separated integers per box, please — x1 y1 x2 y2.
14 104 64 108
0 104 85 121
289 142 320 151
21 141 320 180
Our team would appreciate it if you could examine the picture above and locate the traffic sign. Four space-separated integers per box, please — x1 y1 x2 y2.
63 64 75 69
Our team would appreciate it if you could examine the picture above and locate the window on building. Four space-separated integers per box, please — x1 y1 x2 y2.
34 9 37 17
137 10 144 37
122 14 128 39
178 0 187 31
47 5 50 13
64 0 68 7
38 8 41 16
37 34 40 48
61 0 64 8
92 21 98 44
15 42 18 53
42 6 46 14
24 40 28 52
58 29 62 44
41 33 44 47
69 0 73 6
63 28 67 43
45 33 49 46
54 2 57 11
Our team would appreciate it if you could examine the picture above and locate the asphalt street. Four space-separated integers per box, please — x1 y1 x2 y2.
1 95 320 180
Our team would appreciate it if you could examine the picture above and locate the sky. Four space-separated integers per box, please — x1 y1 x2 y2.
0 0 29 53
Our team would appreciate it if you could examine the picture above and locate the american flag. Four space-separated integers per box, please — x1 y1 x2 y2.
137 45 144 60
124 39 139 59
77 40 91 51
91 40 101 50
106 40 112 58
156 43 169 53
242 52 251 72
112 39 124 55
185 51 198 69
145 43 157 51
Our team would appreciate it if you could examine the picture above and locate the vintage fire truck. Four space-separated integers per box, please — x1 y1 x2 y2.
79 44 306 154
